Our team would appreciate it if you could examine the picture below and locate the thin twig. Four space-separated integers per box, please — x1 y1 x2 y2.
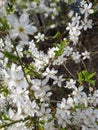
0 116 32 128
63 63 76 79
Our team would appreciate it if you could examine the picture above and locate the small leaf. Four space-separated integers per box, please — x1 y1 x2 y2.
54 39 68 57
78 70 96 86
88 80 95 86
4 51 18 60
61 128 67 130
53 31 61 39
1 17 9 30
88 72 96 80
82 70 88 78
78 72 84 82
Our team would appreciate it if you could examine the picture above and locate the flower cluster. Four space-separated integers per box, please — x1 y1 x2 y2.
66 0 94 44
0 0 97 130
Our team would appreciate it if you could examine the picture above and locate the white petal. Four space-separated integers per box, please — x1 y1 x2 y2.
79 86 84 91
19 33 29 41
9 30 18 39
7 14 18 26
25 25 37 34
19 13 29 25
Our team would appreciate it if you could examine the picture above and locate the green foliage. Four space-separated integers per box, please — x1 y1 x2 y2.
37 124 44 130
39 120 45 125
61 128 67 130
74 104 85 109
24 64 41 78
0 114 10 121
78 70 96 85
5 0 16 13
4 51 18 63
2 51 19 68
33 0 39 2
0 17 9 30
0 86 9 97
54 39 68 57
53 31 61 39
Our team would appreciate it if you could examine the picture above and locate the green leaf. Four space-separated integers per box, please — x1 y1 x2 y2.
4 51 18 61
38 125 44 130
88 80 95 86
74 104 85 109
78 72 84 82
33 0 39 2
54 39 68 57
0 17 9 30
61 128 67 130
78 70 96 86
0 86 9 97
24 64 41 78
53 31 61 39
82 70 88 78
88 72 96 80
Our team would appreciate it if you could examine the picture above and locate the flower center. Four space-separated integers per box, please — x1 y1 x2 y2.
18 26 24 32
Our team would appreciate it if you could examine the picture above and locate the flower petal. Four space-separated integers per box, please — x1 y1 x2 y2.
19 13 29 25
25 25 37 34
7 14 19 26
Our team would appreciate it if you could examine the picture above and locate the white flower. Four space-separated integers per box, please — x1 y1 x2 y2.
43 67 58 81
10 63 24 80
73 86 84 96
23 100 39 117
81 19 93 31
34 32 45 42
57 98 71 110
53 55 67 65
39 105 52 121
53 75 65 87
48 47 59 58
43 121 56 130
69 25 81 36
71 52 81 63
63 46 73 56
31 79 51 101
88 90 98 107
33 51 49 70
72 86 87 106
80 2 94 18
56 98 72 128
3 63 29 91
82 50 90 60
68 24 82 44
64 79 76 89
72 13 81 25
66 23 74 31
7 13 37 40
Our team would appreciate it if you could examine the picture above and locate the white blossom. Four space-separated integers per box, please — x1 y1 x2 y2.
34 32 45 42
53 75 65 87
7 13 37 40
64 79 76 89
71 52 81 63
82 50 90 60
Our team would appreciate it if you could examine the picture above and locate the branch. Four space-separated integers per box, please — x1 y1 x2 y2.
0 116 32 128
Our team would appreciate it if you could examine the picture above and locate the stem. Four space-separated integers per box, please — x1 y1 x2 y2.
12 41 30 85
81 60 87 70
49 100 61 103
63 63 76 79
0 116 32 128
11 40 36 98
